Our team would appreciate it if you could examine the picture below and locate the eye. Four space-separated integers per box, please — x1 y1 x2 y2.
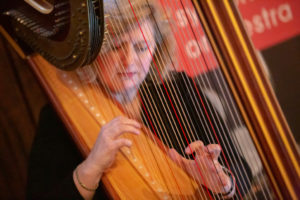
134 43 148 53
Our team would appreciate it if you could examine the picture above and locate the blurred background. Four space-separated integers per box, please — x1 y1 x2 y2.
0 0 299 199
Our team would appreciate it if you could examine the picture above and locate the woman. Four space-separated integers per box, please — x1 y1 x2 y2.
27 0 252 199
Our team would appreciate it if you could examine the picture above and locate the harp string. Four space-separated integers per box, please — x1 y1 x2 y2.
94 4 187 197
137 1 235 197
135 0 258 198
75 18 159 185
147 2 232 198
165 0 248 198
106 9 184 196
124 0 230 197
125 1 213 198
95 51 165 187
177 0 272 198
93 56 160 185
113 1 201 197
146 6 234 200
90 57 168 194
196 25 272 200
151 0 245 198
93 29 162 186
134 1 226 198
125 0 230 198
172 0 271 198
91 53 170 196
164 0 259 198
104 0 210 197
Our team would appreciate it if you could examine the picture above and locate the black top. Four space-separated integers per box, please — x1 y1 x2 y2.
26 72 252 199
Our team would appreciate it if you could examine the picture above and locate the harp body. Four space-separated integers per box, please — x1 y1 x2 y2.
0 0 104 70
29 55 204 199
1 0 299 199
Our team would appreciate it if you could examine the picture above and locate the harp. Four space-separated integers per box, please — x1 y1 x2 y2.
1 0 299 199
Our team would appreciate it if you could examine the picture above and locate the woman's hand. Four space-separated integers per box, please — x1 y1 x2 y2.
168 141 234 196
84 116 141 175
74 116 141 199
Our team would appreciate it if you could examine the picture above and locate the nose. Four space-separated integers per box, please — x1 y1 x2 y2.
121 43 136 68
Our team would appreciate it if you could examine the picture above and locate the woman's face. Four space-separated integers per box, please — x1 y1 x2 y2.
97 19 156 93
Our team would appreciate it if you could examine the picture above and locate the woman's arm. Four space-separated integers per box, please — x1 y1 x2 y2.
72 116 141 200
27 105 141 200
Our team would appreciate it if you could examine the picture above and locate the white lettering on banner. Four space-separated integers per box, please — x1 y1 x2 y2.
185 37 210 59
186 40 200 58
253 15 265 33
185 8 199 27
176 8 199 28
278 4 293 23
243 3 293 36
176 9 187 27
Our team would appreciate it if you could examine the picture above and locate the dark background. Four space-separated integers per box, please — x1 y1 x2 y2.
261 35 300 143
0 31 299 200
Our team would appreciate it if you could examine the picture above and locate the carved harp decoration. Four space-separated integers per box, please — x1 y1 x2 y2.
1 0 104 70
1 0 299 199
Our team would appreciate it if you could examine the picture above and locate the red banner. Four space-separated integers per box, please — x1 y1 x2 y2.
159 0 218 76
158 0 300 76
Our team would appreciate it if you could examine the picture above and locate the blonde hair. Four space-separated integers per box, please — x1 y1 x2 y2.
101 0 176 75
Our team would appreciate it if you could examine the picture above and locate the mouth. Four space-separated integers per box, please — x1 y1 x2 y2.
118 72 137 79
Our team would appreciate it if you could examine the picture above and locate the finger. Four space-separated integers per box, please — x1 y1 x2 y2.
113 138 133 150
207 161 223 173
110 124 141 138
168 148 190 168
185 141 204 155
206 144 221 160
112 116 141 128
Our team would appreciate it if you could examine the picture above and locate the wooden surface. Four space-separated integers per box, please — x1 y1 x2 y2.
0 35 47 200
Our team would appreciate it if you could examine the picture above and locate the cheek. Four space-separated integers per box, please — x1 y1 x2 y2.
140 57 151 76
98 54 118 80
142 40 156 74
143 49 155 72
